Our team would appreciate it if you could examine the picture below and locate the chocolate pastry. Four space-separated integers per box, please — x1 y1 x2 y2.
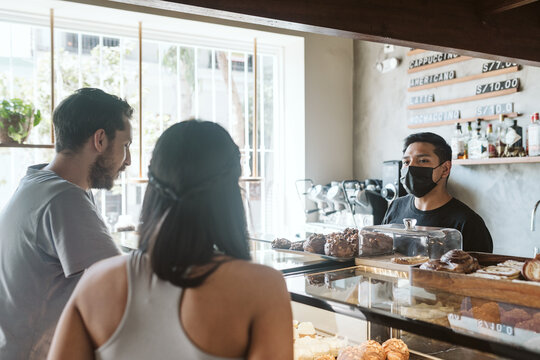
522 258 540 282
420 260 456 271
440 249 479 274
325 232 356 258
343 227 360 253
290 241 305 251
392 255 429 265
359 230 393 256
303 233 326 254
382 338 410 360
271 238 291 249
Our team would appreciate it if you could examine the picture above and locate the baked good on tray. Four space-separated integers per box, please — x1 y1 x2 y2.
290 241 305 251
382 338 410 360
338 340 385 360
419 250 479 274
391 255 429 265
522 258 540 282
440 249 480 273
271 238 291 249
358 229 393 256
474 265 521 279
303 233 327 254
325 232 356 258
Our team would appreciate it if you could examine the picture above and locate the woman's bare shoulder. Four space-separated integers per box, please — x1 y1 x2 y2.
73 255 129 309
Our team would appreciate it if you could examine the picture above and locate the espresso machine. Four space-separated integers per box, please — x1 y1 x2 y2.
296 178 388 234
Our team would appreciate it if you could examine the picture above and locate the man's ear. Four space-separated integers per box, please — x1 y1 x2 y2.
92 129 108 153
441 160 452 178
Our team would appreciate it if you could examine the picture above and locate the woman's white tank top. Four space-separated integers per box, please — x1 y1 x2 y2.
95 251 244 360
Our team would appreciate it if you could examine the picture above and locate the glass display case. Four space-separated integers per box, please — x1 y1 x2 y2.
249 238 538 358
286 265 540 359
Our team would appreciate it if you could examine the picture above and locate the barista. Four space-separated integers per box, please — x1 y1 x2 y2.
383 132 493 253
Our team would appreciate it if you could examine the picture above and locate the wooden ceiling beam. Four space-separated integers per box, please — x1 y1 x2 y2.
483 0 539 14
106 0 540 67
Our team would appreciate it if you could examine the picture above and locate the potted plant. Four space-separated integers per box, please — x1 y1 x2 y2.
0 98 42 144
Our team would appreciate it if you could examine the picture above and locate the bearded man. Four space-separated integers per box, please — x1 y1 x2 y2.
0 88 132 359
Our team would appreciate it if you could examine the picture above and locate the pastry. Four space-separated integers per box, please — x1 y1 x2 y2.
522 258 540 282
325 233 356 258
501 308 531 326
470 302 501 323
382 338 409 360
343 227 360 254
475 265 520 279
468 272 504 280
420 260 457 272
321 336 348 357
290 241 305 251
516 317 540 332
391 255 429 265
338 342 384 360
272 238 291 249
440 249 479 274
304 234 327 254
297 321 316 338
358 230 393 256
498 260 525 272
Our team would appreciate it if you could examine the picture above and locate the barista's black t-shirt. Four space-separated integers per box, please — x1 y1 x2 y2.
383 194 493 253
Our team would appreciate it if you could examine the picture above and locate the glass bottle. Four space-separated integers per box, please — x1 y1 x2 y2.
451 123 465 160
463 121 473 159
486 124 497 158
528 113 540 156
468 128 482 159
495 114 508 157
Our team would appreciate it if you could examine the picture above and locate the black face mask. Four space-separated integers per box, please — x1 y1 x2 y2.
400 163 443 198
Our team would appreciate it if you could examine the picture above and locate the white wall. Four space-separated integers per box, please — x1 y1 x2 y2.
354 40 540 257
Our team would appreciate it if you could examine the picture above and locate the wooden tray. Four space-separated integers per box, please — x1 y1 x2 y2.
411 252 540 308
273 247 355 262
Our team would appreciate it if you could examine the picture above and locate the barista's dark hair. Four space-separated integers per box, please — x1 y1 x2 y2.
403 132 452 164
138 120 250 288
53 88 133 153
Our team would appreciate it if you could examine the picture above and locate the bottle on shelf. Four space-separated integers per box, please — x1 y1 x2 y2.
486 123 497 158
463 121 474 159
504 118 523 156
451 123 465 160
528 113 540 157
511 119 523 149
495 114 508 157
468 126 488 159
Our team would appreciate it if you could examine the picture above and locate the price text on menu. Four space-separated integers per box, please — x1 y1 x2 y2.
476 78 519 95
482 61 517 73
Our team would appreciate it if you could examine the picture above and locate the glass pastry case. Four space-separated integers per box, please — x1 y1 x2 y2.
285 265 540 359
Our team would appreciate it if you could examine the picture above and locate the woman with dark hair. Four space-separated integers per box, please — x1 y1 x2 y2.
48 120 294 360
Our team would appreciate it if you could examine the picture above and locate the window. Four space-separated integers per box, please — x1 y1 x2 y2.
0 1 303 243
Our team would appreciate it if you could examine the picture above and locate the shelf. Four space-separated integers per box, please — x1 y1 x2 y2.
0 143 55 149
127 176 264 184
408 112 520 129
407 56 472 74
406 49 427 56
408 66 519 92
407 87 518 110
453 156 540 165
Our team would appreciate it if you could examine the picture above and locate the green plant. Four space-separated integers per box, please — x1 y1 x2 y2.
0 99 42 144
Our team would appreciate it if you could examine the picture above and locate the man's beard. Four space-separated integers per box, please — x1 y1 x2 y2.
89 151 123 190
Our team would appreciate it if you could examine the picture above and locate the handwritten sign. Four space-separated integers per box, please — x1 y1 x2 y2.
476 78 519 95
476 103 514 117
409 94 434 105
409 71 456 88
482 61 517 73
410 110 460 124
409 53 460 69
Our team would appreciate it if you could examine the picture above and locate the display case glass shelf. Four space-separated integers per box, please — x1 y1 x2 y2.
285 266 540 359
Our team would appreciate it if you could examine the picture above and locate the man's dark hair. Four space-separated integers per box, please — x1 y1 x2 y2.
52 88 133 152
138 120 250 288
403 132 452 164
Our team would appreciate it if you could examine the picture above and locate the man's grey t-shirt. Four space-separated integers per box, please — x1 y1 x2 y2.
0 164 120 359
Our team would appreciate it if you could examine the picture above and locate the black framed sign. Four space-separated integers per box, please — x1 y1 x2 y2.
475 78 519 95
482 61 517 73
